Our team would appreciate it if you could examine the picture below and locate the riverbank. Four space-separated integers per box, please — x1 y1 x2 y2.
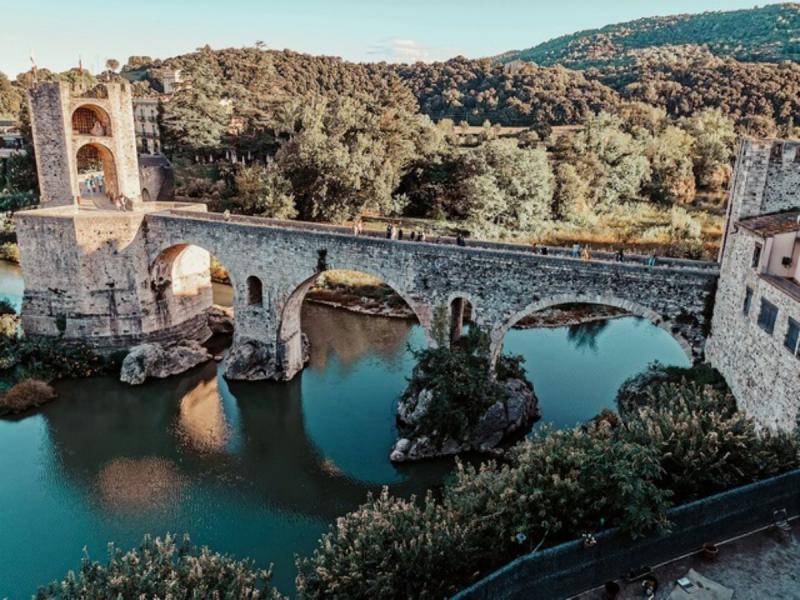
306 289 630 329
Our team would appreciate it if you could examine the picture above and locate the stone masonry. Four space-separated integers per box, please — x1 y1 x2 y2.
29 81 142 207
16 206 718 381
706 138 800 431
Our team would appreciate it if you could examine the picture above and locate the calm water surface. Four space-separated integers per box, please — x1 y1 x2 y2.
0 265 688 597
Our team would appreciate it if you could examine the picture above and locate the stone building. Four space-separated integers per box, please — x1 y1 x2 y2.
132 96 161 154
706 138 800 431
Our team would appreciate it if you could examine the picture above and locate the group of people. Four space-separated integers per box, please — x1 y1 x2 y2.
529 241 660 266
81 175 105 196
384 223 429 243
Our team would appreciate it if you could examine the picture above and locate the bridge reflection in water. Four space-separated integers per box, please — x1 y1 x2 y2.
0 299 692 596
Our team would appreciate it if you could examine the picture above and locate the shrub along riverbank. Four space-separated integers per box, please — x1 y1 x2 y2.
0 301 117 415
34 367 800 598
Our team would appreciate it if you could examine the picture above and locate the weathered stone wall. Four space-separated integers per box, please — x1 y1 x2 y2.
27 81 143 206
28 84 74 206
707 137 800 431
141 211 717 380
707 230 800 430
15 204 212 350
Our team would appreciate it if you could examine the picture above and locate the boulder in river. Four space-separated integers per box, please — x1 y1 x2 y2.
120 341 212 385
207 305 234 335
390 377 540 462
224 334 310 381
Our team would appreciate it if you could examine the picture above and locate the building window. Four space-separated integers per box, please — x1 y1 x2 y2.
743 287 753 316
785 318 800 356
757 299 778 334
752 243 763 269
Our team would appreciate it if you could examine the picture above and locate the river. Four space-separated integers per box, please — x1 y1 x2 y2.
0 265 689 597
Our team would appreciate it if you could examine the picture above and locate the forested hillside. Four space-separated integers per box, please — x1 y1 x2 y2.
4 4 800 258
499 3 800 68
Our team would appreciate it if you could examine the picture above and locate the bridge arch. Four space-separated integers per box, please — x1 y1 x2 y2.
446 292 478 347
277 269 429 380
148 242 236 345
489 293 695 365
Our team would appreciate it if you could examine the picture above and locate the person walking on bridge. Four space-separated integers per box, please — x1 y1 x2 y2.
581 245 591 261
571 243 580 258
386 224 392 239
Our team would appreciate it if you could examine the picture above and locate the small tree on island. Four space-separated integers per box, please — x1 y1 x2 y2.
396 321 536 451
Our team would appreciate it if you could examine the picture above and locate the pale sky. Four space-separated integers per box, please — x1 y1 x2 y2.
0 0 790 77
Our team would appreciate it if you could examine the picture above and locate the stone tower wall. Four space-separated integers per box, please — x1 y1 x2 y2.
27 81 143 207
28 83 74 206
15 206 212 349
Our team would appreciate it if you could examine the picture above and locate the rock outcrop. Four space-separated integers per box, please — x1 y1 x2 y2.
224 334 310 381
120 340 212 385
390 378 540 462
207 305 234 335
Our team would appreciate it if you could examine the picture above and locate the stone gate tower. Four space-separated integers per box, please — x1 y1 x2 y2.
28 81 142 208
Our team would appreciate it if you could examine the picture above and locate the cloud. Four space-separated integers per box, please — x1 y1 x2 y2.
367 38 439 63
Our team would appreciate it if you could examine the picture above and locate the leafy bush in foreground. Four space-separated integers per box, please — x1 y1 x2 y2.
296 379 799 599
622 380 800 501
36 534 286 600
297 422 670 599
296 490 473 600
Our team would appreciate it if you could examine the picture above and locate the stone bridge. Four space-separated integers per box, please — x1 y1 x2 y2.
16 203 719 381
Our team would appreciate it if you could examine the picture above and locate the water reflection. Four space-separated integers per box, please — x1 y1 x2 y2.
0 260 23 310
565 319 610 352
175 376 230 454
503 316 691 430
0 262 693 597
303 302 416 372
97 457 185 514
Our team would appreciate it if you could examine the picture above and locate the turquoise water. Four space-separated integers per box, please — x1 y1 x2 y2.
0 265 689 597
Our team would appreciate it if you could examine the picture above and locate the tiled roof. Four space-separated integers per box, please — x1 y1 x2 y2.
737 211 800 237
760 274 800 302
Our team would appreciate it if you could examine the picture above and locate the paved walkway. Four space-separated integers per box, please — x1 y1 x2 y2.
574 520 800 600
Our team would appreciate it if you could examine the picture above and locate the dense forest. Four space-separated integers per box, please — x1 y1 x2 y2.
3 4 800 256
498 3 800 68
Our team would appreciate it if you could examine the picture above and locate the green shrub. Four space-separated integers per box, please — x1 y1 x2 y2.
0 335 113 385
0 241 19 263
36 534 285 599
445 423 670 558
621 381 800 501
402 325 527 440
296 490 473 600
297 423 670 599
0 378 56 414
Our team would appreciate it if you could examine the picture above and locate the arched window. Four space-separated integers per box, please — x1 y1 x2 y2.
247 276 263 306
72 105 112 136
